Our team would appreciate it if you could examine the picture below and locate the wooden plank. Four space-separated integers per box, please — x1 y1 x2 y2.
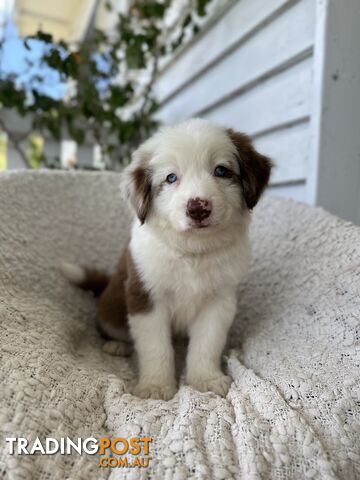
255 121 310 185
307 0 360 225
156 0 293 103
156 0 315 122
204 57 312 138
268 181 307 202
157 0 237 76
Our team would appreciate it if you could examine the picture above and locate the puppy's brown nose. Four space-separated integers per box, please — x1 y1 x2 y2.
186 197 212 221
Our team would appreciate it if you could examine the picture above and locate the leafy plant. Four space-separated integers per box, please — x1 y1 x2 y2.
0 0 214 169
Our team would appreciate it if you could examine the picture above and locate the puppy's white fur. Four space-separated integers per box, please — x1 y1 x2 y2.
62 119 271 400
122 119 262 400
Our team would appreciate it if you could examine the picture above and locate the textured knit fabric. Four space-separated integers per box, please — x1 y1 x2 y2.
0 170 359 480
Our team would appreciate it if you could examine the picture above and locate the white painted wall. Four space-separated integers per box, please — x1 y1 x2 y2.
5 0 360 223
155 0 360 224
307 0 360 224
155 0 315 203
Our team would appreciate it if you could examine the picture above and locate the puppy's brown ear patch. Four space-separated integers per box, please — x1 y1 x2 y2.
227 129 273 209
132 166 152 224
122 148 153 224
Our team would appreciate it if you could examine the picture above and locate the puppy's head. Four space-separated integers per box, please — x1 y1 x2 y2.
122 119 272 234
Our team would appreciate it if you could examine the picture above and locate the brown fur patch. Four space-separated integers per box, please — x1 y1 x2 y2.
79 269 109 297
227 129 273 209
132 166 152 224
97 247 152 334
97 252 129 332
125 249 153 315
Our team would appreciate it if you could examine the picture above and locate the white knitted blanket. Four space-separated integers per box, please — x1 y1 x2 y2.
0 171 359 480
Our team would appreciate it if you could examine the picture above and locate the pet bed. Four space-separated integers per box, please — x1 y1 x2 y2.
0 171 359 479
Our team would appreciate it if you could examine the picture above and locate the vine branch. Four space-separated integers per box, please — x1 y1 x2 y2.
0 0 214 169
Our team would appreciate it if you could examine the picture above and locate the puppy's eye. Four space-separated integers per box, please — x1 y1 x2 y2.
214 165 231 177
166 173 177 184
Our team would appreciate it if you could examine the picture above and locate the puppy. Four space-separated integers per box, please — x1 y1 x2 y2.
61 119 272 400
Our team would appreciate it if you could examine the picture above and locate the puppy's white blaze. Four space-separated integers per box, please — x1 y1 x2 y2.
59 261 86 285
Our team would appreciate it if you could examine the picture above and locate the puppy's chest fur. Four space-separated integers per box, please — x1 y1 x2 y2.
130 224 250 331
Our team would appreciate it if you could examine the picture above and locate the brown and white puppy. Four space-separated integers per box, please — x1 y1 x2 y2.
61 119 272 400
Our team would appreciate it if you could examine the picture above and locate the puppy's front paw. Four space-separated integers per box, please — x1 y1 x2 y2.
188 374 232 396
133 382 177 400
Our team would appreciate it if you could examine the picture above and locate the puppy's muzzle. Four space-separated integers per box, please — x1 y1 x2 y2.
186 197 212 222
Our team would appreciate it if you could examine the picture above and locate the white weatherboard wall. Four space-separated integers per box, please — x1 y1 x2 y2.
307 0 360 224
155 0 360 223
155 0 315 202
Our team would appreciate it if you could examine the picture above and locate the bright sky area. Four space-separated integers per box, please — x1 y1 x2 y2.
0 0 66 98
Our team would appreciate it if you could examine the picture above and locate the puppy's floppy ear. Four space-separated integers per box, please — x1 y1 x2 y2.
121 148 152 224
227 129 273 209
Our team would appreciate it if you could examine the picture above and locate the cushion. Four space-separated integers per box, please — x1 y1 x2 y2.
0 171 359 479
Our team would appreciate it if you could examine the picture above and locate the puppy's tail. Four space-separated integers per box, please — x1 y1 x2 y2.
59 261 109 297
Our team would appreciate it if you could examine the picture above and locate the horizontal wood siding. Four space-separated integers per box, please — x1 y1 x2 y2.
254 121 310 184
204 57 312 138
268 181 307 202
156 0 293 103
155 0 316 197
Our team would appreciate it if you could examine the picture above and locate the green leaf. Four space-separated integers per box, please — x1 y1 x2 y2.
182 14 192 28
0 0 215 170
138 2 167 18
34 30 53 44
69 126 85 145
23 39 31 51
197 0 210 16
171 32 184 52
63 53 79 78
125 43 145 69
43 48 63 70
193 24 200 35
27 135 44 169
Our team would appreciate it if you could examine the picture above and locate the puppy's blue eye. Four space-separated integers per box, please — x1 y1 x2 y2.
166 173 177 184
214 165 230 177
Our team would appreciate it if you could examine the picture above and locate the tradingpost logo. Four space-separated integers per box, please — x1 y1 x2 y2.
5 436 152 468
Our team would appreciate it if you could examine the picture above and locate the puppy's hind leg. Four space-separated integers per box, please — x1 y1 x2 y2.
98 319 133 357
102 340 133 357
97 253 133 357
97 315 133 357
